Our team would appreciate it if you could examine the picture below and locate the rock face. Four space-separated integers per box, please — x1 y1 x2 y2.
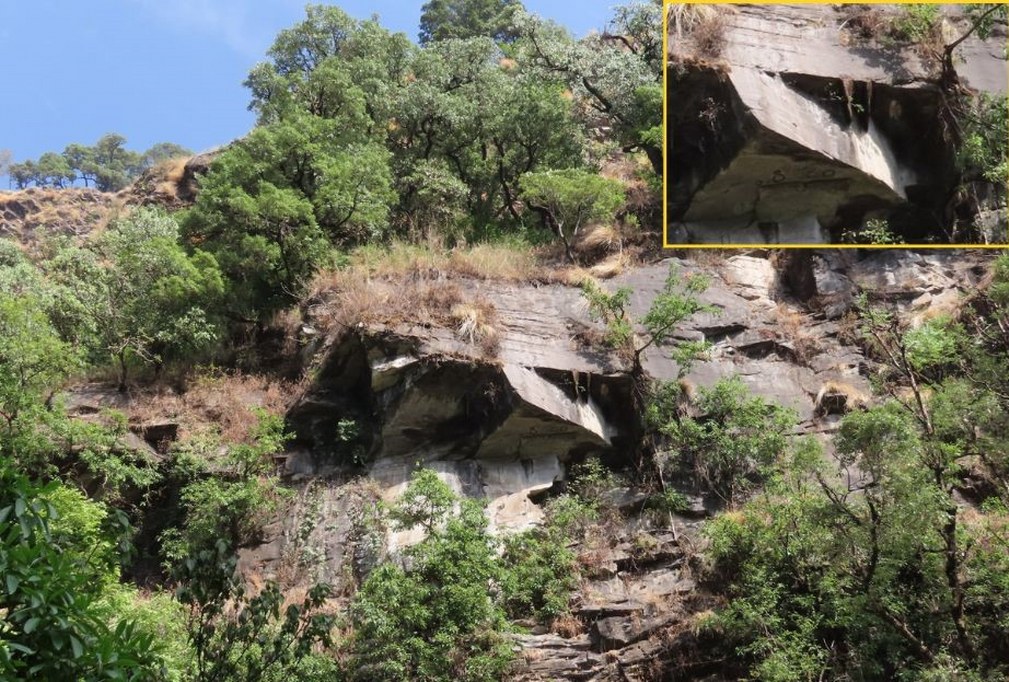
282 247 988 521
123 149 219 209
0 187 118 242
256 248 992 679
285 282 635 542
667 4 1009 244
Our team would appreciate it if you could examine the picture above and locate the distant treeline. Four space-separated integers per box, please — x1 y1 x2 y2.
6 135 191 192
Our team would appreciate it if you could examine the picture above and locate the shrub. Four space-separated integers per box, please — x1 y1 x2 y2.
655 377 799 506
160 411 292 566
500 527 579 622
520 169 625 264
349 470 512 681
841 217 902 245
582 264 712 376
174 540 335 682
0 462 164 679
890 4 940 43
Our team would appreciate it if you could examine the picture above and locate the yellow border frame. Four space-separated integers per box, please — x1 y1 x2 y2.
661 0 1009 249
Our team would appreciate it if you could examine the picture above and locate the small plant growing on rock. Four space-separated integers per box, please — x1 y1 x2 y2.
890 4 941 44
582 264 713 376
841 217 902 245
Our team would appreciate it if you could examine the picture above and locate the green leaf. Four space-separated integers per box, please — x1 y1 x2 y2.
70 635 83 659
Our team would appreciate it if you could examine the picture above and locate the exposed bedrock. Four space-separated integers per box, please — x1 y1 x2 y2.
279 249 988 541
234 250 992 679
668 4 1009 244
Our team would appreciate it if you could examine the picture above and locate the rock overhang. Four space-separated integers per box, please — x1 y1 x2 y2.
667 4 1009 244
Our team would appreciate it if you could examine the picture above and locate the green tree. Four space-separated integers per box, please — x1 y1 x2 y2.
160 411 291 563
183 113 393 320
44 208 224 389
520 168 624 262
0 461 165 679
418 0 521 44
349 469 512 681
0 291 81 470
245 4 413 132
90 133 142 191
245 4 585 242
653 377 799 506
62 142 97 187
8 160 37 189
604 0 664 74
702 282 1009 680
35 151 76 188
174 540 334 682
512 5 662 174
390 37 583 231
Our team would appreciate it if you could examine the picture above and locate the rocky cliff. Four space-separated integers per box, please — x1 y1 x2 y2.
667 4 1009 245
228 246 991 680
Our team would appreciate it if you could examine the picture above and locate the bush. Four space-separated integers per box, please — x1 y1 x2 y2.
654 377 799 506
890 4 940 43
500 527 578 622
161 411 292 566
520 169 625 264
0 462 165 679
174 540 335 682
349 470 513 681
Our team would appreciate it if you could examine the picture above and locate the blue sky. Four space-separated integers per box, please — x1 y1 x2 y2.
0 1 616 168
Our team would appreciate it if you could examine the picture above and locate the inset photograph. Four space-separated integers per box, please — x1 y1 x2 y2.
665 3 1009 245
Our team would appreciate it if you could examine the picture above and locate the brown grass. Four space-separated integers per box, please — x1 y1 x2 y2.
589 252 630 280
551 613 585 638
451 298 500 356
691 13 727 59
0 187 122 244
310 269 464 332
123 369 294 445
307 241 598 340
815 379 870 416
579 223 622 253
773 303 822 365
840 6 889 43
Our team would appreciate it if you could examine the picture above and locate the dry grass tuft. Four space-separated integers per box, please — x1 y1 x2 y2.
552 613 585 638
579 224 622 253
667 4 720 40
316 241 546 287
815 379 870 416
773 303 822 365
450 298 500 356
123 370 294 445
589 252 630 280
668 5 731 60
445 243 542 281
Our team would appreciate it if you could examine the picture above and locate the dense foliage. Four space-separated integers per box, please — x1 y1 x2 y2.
699 257 1009 681
179 1 660 320
13 3 1009 681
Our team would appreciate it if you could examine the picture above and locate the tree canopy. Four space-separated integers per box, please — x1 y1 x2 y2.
7 135 191 191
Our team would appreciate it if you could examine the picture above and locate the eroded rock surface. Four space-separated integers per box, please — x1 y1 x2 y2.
257 249 991 679
668 4 1009 244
